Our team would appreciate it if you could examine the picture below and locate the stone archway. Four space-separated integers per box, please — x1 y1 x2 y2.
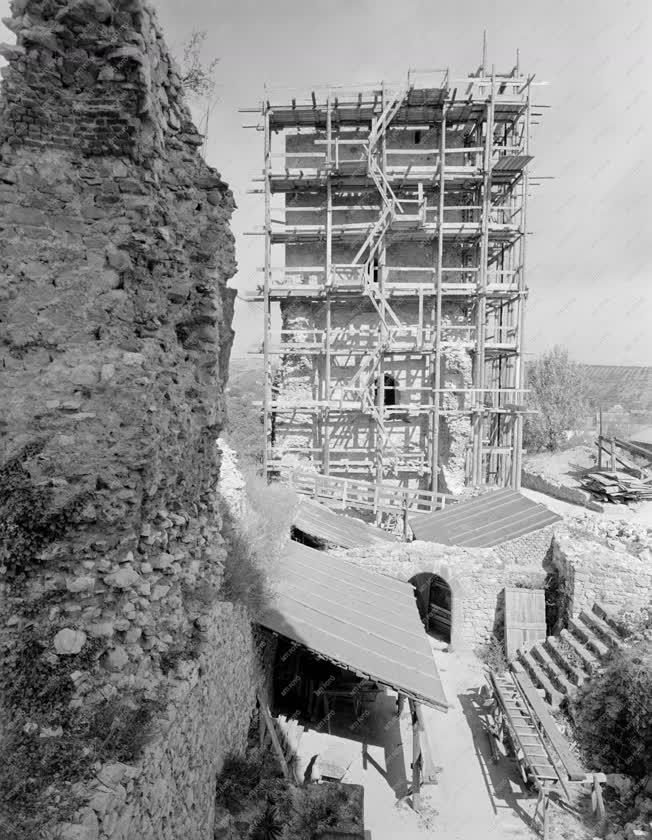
409 573 452 643
404 561 469 651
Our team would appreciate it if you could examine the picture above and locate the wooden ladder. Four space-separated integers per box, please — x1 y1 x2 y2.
488 671 568 840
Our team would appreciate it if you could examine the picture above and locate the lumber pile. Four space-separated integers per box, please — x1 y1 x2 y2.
580 471 652 504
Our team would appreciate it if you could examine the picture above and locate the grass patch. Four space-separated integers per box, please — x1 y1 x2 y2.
0 628 166 837
214 745 359 840
219 472 297 619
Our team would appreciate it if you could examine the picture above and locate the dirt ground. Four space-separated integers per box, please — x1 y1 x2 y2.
286 645 597 840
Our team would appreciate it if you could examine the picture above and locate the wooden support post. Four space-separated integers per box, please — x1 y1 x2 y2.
257 694 291 780
431 102 447 493
511 82 531 490
323 95 332 476
610 436 616 472
598 410 603 469
263 107 272 480
474 70 495 487
408 698 422 812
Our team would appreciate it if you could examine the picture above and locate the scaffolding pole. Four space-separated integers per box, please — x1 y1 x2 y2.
512 84 531 490
263 105 272 478
431 99 447 493
323 94 332 475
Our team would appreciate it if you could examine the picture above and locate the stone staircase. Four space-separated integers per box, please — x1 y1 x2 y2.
516 602 627 710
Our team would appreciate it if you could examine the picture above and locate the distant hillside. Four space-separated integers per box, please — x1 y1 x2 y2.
224 356 265 471
576 365 652 412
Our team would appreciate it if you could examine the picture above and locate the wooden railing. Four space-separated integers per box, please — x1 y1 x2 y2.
282 469 456 514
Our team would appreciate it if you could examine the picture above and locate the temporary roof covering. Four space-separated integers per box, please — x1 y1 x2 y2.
257 541 449 711
409 488 561 548
293 498 399 549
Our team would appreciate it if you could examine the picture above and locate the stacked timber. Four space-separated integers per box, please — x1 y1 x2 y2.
580 471 652 504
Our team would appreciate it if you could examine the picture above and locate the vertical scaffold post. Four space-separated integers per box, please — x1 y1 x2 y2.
263 101 272 480
512 80 531 490
473 68 495 486
431 91 447 493
324 93 332 475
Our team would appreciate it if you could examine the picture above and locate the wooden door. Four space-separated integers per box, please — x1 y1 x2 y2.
504 587 546 661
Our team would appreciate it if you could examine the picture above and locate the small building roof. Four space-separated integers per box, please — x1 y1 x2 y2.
409 488 561 548
257 541 449 712
293 498 399 549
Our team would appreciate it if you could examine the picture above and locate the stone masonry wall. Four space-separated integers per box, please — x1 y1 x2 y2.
0 2 257 838
337 540 547 651
551 528 652 620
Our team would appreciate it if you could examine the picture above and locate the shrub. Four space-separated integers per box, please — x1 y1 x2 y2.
289 783 350 840
570 641 652 778
219 473 297 618
476 635 508 675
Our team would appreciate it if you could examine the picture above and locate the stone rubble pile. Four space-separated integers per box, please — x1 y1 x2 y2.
566 511 652 558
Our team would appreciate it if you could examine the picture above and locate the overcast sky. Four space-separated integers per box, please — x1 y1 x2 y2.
2 0 650 365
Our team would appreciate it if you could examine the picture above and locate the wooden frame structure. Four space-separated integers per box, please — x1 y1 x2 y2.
244 64 545 507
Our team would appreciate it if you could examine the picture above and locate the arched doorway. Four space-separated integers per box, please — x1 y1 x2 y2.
409 573 452 643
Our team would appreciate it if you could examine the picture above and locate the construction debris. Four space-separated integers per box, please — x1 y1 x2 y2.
580 471 652 505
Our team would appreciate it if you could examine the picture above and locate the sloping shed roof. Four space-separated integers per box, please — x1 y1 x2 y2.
293 498 399 549
257 541 449 711
408 488 561 547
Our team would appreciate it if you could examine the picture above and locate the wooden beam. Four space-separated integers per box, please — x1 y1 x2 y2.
263 106 272 479
257 694 291 780
431 105 446 492
408 698 422 811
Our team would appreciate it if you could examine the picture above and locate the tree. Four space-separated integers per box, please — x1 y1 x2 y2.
523 346 588 453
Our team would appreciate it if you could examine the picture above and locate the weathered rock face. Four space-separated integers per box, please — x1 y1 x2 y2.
0 2 252 837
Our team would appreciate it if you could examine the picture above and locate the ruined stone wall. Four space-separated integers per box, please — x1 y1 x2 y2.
338 540 546 651
0 2 259 837
551 529 652 620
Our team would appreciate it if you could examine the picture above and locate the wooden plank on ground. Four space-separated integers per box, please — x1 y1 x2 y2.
504 587 546 661
511 662 587 782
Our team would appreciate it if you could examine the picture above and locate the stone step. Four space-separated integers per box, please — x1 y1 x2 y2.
544 636 589 686
559 629 601 675
531 642 577 698
517 648 564 709
592 602 625 636
582 608 626 650
567 616 610 660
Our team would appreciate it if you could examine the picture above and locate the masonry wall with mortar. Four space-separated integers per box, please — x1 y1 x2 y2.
0 2 261 838
550 529 652 621
337 540 548 651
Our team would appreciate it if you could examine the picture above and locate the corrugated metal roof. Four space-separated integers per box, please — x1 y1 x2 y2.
257 541 449 711
408 488 561 547
293 498 399 549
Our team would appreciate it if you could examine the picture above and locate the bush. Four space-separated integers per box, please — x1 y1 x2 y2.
288 784 350 840
219 473 297 618
476 635 508 675
571 641 652 778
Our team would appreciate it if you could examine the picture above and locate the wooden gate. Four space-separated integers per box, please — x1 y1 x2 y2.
504 587 546 660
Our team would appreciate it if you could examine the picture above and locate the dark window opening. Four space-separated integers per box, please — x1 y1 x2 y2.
414 130 422 144
371 255 380 283
374 372 398 408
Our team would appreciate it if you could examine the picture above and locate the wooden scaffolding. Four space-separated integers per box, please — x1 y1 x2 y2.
244 65 545 509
